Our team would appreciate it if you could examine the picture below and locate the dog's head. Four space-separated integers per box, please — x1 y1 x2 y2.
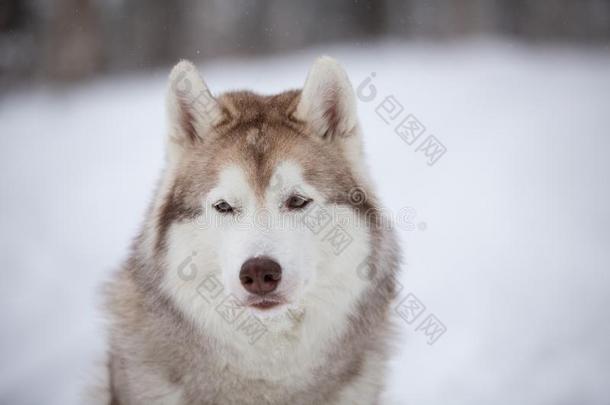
157 58 377 322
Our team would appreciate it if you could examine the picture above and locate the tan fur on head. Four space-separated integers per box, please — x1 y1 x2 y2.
101 57 401 405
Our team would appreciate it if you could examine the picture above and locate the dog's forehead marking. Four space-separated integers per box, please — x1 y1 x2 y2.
245 128 258 146
268 160 305 191
205 89 348 203
208 164 252 203
219 165 249 187
245 127 267 150
207 91 303 199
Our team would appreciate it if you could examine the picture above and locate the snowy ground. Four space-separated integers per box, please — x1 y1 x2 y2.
1 40 609 404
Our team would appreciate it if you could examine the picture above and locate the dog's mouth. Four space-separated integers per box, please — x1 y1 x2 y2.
250 300 280 309
245 294 286 310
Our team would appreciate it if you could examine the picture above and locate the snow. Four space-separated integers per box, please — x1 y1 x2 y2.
1 40 609 404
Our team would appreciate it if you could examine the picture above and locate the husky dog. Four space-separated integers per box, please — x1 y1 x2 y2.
103 57 401 404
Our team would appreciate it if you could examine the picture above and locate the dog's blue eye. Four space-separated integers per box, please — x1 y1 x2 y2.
286 195 311 210
213 200 233 213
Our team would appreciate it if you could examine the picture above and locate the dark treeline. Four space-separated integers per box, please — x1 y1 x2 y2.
1 0 609 84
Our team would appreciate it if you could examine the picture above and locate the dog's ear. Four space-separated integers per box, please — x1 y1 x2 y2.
294 56 358 141
166 60 222 159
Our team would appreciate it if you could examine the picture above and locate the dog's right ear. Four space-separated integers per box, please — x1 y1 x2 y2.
294 56 358 141
166 60 222 160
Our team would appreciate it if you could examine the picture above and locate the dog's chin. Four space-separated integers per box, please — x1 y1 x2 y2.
248 303 287 319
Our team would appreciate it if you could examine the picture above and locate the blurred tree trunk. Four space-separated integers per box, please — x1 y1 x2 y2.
45 0 102 81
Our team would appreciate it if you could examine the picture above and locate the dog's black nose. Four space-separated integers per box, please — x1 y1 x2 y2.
239 257 282 295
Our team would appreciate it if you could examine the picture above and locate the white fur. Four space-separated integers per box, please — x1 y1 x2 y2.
161 160 371 383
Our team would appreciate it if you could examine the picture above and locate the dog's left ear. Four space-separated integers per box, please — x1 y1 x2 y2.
294 56 358 141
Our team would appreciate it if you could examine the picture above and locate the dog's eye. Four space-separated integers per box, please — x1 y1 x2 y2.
213 200 234 214
285 195 311 210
